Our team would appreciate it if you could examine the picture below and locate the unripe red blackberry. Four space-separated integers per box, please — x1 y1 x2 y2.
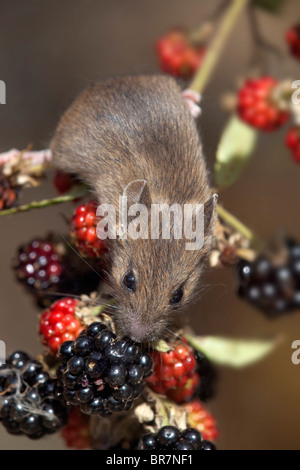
57 322 153 416
286 24 300 61
156 30 205 79
147 339 199 404
184 400 219 442
139 425 216 450
61 407 90 449
70 201 108 258
0 351 69 439
39 298 84 354
285 127 300 163
237 76 289 131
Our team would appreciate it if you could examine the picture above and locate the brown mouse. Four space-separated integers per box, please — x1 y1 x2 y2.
50 75 216 343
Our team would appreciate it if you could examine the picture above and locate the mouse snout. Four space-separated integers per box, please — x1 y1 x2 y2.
121 317 159 343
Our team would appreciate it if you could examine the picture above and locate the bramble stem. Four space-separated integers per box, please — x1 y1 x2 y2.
0 185 88 216
217 204 260 248
189 0 249 94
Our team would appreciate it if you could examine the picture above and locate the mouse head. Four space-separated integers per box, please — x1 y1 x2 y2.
103 180 217 343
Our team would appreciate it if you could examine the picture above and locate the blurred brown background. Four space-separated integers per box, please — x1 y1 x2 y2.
0 0 300 450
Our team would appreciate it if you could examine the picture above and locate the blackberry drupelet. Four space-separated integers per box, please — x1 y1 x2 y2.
57 322 153 416
139 426 216 450
0 351 68 439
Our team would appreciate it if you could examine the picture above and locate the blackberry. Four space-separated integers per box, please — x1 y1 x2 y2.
194 351 217 402
139 426 216 450
286 24 300 62
237 76 289 131
0 173 18 211
184 400 219 442
0 351 68 439
236 238 300 316
70 201 108 258
53 171 80 195
61 407 91 450
57 322 153 416
12 236 100 307
147 339 199 403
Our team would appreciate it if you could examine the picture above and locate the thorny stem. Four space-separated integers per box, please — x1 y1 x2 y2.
217 204 261 248
0 184 88 216
189 0 249 94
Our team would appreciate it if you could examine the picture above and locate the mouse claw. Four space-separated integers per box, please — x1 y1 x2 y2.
182 89 202 119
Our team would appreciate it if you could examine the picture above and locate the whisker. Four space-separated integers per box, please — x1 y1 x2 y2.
59 233 102 279
39 291 83 300
165 326 181 344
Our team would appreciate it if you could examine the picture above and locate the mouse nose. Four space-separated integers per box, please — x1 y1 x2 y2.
125 321 154 343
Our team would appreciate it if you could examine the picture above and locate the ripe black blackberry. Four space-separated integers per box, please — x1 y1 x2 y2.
194 351 217 402
139 426 216 450
57 322 153 416
236 238 300 316
0 351 68 439
12 236 101 307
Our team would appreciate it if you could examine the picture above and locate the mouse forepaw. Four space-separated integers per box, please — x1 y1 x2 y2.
182 89 202 119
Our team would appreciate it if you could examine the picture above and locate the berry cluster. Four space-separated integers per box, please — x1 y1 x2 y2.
0 174 18 211
237 76 289 131
39 298 83 354
236 238 300 316
286 24 300 61
70 201 107 258
285 127 300 164
194 351 217 402
184 400 219 442
0 351 68 439
147 340 199 403
140 426 216 451
57 322 153 415
61 407 91 449
13 237 100 307
14 239 62 291
156 30 205 78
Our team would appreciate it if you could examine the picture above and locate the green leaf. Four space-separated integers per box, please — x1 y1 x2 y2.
252 0 285 13
185 333 280 368
215 116 258 189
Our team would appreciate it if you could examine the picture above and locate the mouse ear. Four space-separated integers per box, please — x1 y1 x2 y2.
122 179 152 207
204 193 218 236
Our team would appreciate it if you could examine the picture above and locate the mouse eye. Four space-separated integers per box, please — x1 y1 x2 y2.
170 286 184 305
122 270 136 292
